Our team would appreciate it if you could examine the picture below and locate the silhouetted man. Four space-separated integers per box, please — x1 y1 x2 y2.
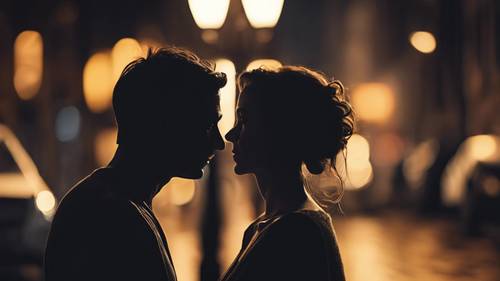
44 47 227 281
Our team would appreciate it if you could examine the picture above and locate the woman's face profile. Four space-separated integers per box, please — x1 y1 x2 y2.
226 85 271 175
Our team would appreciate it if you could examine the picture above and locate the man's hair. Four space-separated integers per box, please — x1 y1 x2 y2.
112 46 227 144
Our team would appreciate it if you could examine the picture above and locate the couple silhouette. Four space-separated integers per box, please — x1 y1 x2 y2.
44 47 354 281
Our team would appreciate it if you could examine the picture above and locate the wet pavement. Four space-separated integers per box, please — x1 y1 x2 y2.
334 211 500 281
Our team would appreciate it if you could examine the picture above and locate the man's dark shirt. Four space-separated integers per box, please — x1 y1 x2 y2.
44 168 177 281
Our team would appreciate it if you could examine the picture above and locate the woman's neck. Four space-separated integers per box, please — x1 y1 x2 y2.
255 168 308 218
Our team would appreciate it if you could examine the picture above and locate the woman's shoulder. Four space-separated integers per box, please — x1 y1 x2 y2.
276 209 331 232
260 209 334 246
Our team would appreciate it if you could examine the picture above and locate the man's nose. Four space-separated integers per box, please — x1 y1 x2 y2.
214 129 225 151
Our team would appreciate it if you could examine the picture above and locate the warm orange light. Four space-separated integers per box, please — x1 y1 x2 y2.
163 178 197 206
409 31 436 54
215 59 236 137
94 128 117 166
14 30 43 100
246 59 282 71
140 38 161 54
83 52 114 113
242 0 284 28
348 163 373 189
466 135 497 161
188 0 230 29
337 134 373 190
112 38 144 83
351 83 395 123
36 190 56 215
442 135 499 206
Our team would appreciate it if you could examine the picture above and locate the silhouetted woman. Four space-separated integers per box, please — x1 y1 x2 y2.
223 66 354 281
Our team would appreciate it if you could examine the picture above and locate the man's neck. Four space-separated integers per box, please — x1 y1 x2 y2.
106 148 171 203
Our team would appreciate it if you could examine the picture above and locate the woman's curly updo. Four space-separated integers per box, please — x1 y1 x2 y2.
238 66 354 173
238 66 355 207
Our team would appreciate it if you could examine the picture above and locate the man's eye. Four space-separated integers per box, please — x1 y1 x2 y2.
206 122 217 132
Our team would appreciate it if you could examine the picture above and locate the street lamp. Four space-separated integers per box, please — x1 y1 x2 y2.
241 0 284 29
188 0 230 29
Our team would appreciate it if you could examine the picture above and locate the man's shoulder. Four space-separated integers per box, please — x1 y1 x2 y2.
57 169 108 211
52 169 138 224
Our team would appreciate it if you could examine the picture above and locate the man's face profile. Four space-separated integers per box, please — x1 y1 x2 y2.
142 86 224 181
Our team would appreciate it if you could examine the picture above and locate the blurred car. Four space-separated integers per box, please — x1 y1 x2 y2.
399 138 461 212
441 135 500 234
0 124 56 281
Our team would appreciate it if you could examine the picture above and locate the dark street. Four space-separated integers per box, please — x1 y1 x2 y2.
335 211 500 281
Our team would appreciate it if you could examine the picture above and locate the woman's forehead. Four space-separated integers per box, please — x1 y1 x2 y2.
237 86 257 109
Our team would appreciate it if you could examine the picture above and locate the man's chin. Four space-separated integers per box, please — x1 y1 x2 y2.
174 169 204 180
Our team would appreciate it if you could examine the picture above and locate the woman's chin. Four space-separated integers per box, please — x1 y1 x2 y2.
234 164 251 175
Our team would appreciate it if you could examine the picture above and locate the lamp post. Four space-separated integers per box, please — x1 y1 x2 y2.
188 2 284 281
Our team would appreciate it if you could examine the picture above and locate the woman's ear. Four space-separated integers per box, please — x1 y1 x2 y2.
304 159 325 175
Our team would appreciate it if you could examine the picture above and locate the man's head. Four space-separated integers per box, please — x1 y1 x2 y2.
112 47 227 180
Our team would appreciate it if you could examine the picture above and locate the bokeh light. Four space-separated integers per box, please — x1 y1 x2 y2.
351 83 395 124
466 135 497 161
83 52 114 113
14 30 43 100
442 135 500 206
337 134 374 190
163 178 197 206
246 59 282 71
55 106 81 142
215 59 236 137
94 128 117 166
111 38 144 84
188 0 230 29
241 0 285 29
35 190 56 216
409 31 437 54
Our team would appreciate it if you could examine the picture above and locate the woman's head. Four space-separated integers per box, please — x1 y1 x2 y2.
226 66 354 179
226 66 354 210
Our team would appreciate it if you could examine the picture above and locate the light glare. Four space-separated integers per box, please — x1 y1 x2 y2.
164 178 197 206
351 83 395 123
36 190 56 215
14 30 43 100
242 0 285 28
246 59 282 71
410 31 436 54
112 38 144 83
188 0 230 29
215 59 236 137
83 52 114 113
